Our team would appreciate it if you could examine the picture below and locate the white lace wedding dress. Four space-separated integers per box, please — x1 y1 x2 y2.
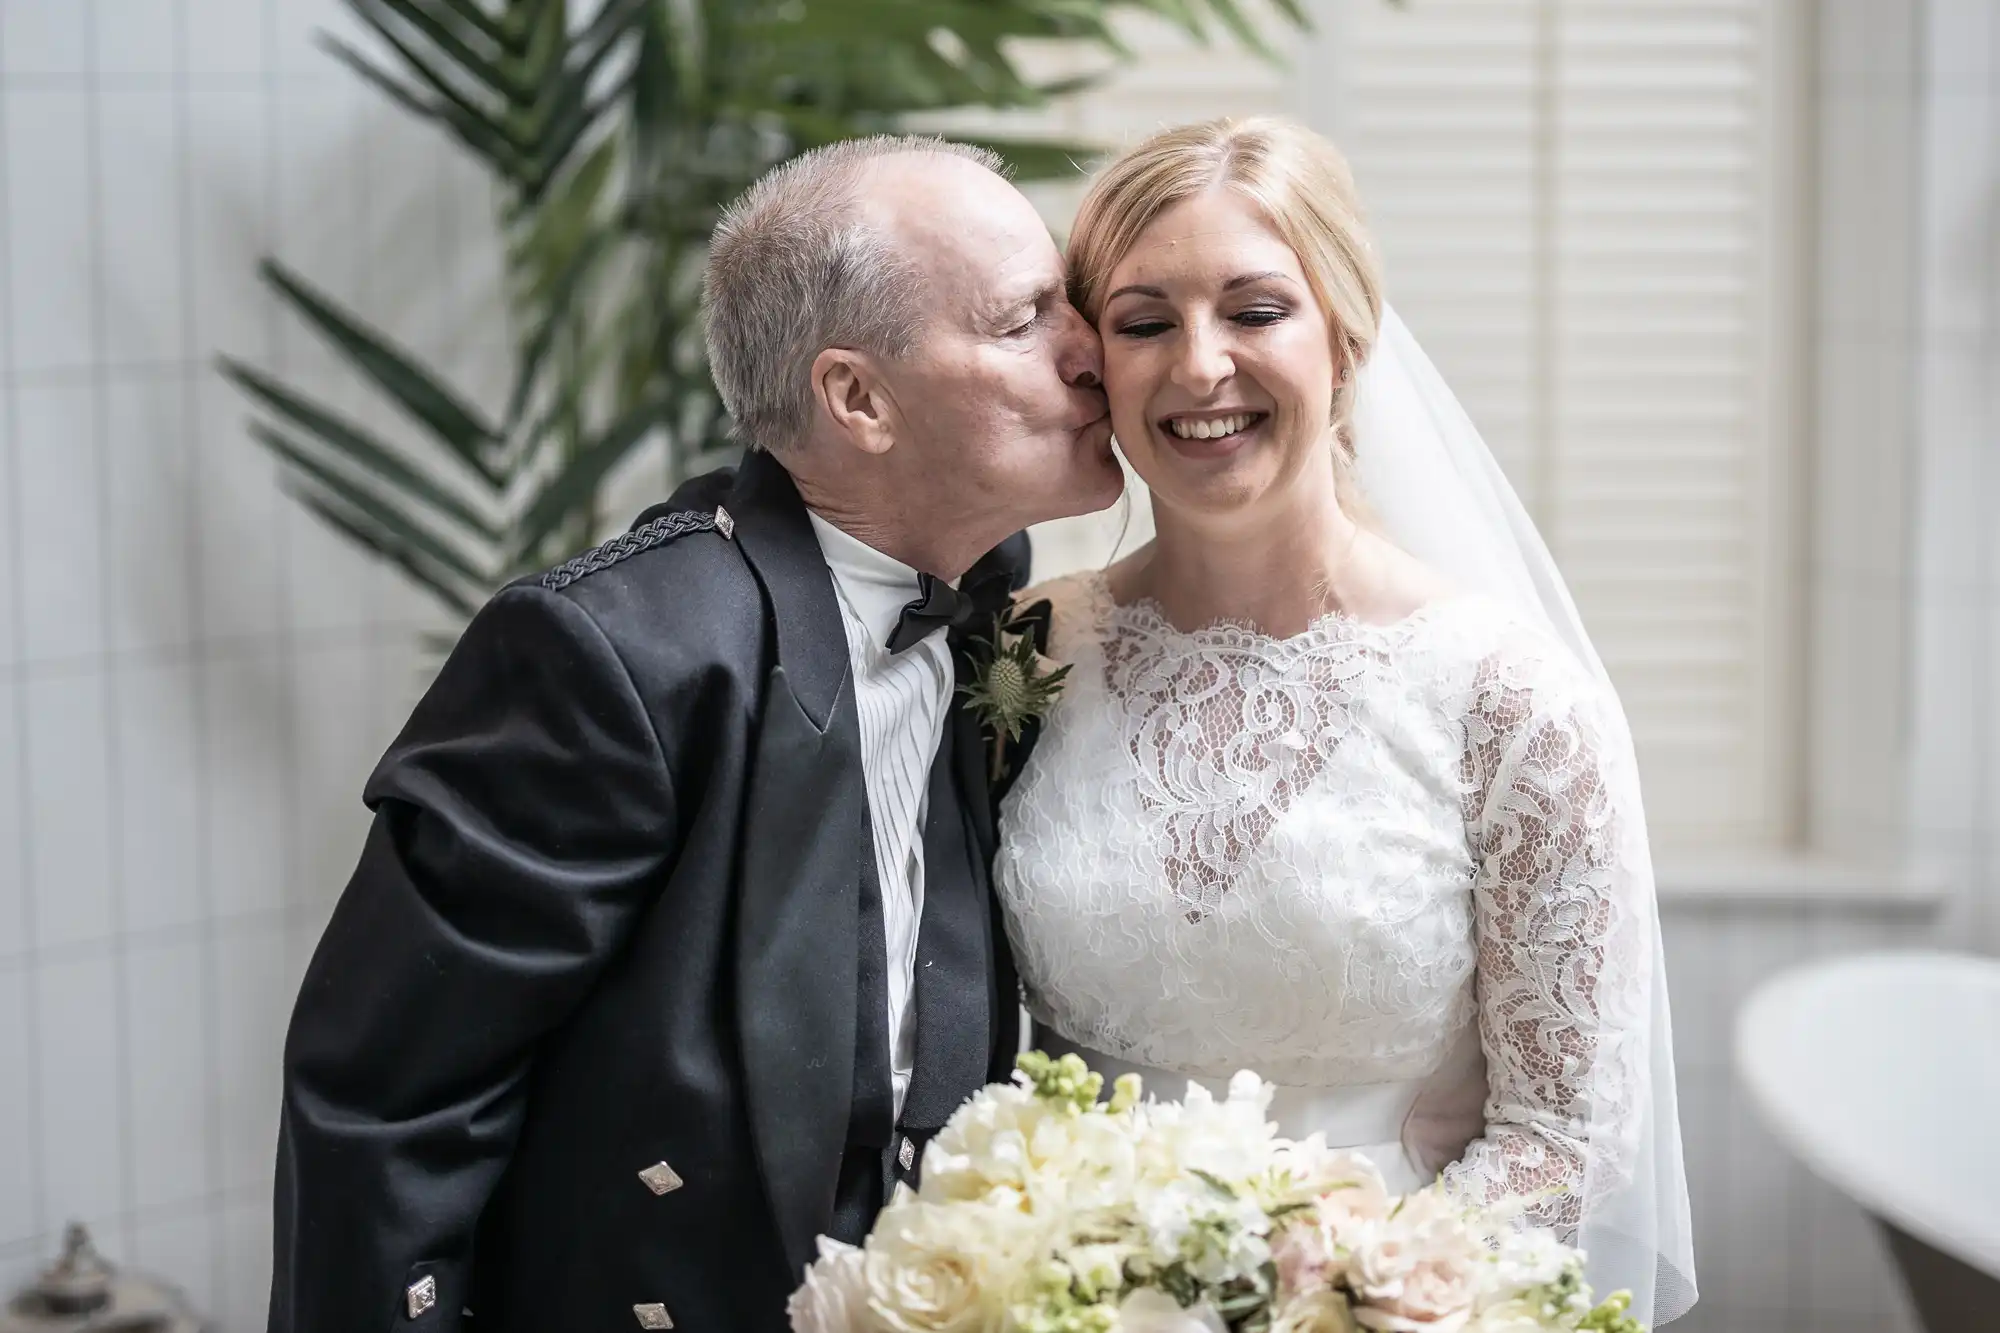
994 569 1652 1239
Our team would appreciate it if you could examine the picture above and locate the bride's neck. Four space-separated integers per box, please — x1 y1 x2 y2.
1129 459 1364 637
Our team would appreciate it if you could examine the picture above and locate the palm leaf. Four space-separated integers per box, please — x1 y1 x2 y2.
315 34 534 180
503 228 612 428
508 396 668 561
1260 0 1313 30
957 134 1105 180
255 259 504 483
1032 69 1117 100
1121 0 1206 40
287 483 483 616
222 362 502 542
352 0 537 105
432 0 525 55
255 422 494 590
1193 0 1275 59
335 15 527 143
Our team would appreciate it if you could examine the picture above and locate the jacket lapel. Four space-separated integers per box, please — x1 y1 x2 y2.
948 529 1034 856
949 653 997 861
728 451 850 729
727 451 866 1278
944 666 1023 1083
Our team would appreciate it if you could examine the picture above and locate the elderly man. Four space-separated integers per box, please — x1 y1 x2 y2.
268 137 1120 1333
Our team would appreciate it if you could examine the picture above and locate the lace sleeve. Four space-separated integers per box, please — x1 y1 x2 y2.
1441 637 1650 1237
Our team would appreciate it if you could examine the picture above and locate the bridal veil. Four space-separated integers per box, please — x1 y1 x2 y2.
1351 305 1698 1325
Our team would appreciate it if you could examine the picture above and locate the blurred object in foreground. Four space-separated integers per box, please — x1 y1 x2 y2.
0 1223 207 1333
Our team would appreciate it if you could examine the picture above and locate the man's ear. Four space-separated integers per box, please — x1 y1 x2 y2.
810 348 896 457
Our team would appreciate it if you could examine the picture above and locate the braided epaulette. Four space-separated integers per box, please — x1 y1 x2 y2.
539 505 734 591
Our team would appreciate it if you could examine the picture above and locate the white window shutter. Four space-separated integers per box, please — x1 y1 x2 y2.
1338 0 1795 850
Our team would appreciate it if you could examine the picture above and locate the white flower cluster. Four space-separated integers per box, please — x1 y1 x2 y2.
788 1054 1641 1333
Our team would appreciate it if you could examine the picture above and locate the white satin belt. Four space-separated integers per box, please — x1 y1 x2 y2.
1038 1034 1433 1196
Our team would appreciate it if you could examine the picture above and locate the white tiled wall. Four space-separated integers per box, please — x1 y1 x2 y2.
1660 895 1936 1333
1907 0 2000 954
1812 0 2000 949
0 1 502 1325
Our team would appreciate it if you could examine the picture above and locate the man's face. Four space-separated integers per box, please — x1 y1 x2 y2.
866 158 1123 540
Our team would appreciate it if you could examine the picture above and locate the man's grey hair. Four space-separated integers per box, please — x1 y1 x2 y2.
702 135 1008 453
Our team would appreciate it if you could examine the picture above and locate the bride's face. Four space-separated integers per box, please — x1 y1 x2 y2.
1096 188 1339 523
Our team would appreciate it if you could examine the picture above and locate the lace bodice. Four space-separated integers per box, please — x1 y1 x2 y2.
994 571 1651 1234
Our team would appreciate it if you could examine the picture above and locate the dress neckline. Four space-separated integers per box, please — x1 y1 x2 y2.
1083 569 1467 654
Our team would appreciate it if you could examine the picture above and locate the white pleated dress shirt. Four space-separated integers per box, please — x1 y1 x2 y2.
806 512 956 1122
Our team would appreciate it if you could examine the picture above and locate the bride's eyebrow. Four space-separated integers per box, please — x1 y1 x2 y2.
1105 282 1168 303
1105 271 1296 304
1223 271 1293 291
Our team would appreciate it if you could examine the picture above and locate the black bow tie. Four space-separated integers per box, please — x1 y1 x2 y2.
888 574 976 654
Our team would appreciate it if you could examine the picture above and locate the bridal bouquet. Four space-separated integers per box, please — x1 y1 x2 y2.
789 1053 1641 1333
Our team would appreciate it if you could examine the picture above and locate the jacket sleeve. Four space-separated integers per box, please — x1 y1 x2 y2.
269 583 677 1333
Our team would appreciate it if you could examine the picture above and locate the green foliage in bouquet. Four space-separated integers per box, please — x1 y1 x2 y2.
217 0 1309 628
1018 1048 1141 1115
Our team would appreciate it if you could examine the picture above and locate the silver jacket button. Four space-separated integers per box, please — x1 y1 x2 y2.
633 1302 675 1329
405 1275 437 1319
637 1161 683 1196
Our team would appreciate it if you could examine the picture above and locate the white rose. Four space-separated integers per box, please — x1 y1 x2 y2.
1115 1289 1229 1333
790 1237 873 1333
863 1201 1027 1333
1265 1149 1393 1299
1348 1192 1487 1333
1304 1152 1393 1236
1271 1290 1360 1333
1352 1293 1475 1333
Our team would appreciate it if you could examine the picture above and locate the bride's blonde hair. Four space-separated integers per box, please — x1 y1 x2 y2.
1066 117 1384 500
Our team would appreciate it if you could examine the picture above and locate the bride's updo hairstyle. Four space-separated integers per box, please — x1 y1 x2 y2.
1066 116 1384 496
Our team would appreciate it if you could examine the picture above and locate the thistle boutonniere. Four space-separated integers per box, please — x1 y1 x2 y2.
960 599 1070 785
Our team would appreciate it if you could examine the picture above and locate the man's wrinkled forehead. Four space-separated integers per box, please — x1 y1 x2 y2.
857 154 1060 324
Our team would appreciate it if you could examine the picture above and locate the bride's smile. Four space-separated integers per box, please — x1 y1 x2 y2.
1158 408 1269 455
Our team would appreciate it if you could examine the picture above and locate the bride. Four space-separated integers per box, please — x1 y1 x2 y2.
993 117 1697 1326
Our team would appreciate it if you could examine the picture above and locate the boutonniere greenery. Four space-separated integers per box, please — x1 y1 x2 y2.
961 600 1070 784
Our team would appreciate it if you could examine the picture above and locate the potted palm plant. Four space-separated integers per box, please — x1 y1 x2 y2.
218 0 1304 627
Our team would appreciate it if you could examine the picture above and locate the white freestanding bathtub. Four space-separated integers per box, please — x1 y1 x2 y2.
1736 950 2000 1329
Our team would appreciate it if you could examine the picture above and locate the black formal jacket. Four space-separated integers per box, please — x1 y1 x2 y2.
269 451 1026 1333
